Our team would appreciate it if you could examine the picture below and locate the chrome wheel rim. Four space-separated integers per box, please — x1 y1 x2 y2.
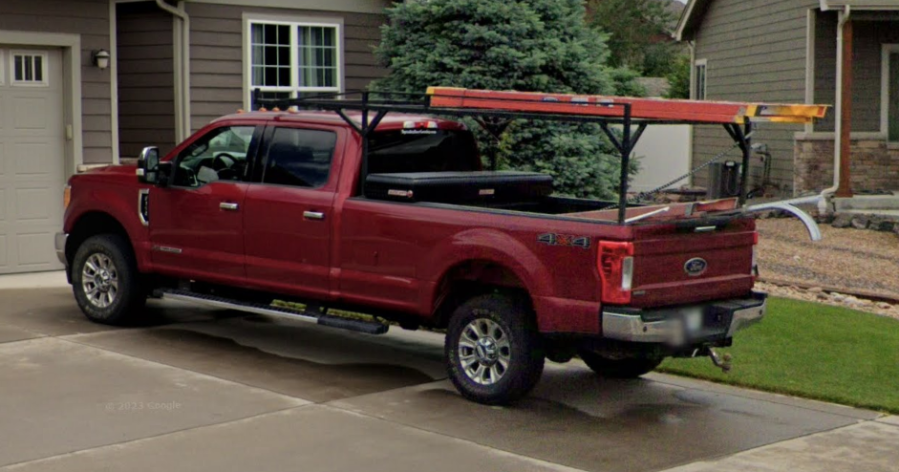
81 253 119 309
458 318 512 386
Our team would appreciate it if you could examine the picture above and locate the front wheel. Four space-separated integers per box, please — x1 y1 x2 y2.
71 234 147 325
445 294 544 405
578 350 663 378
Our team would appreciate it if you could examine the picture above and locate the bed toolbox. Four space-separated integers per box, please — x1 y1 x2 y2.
364 171 554 204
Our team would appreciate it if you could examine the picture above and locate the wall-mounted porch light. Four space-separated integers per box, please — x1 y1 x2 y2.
92 49 110 70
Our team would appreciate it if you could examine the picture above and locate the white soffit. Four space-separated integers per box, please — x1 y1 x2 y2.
183 0 393 14
820 0 899 10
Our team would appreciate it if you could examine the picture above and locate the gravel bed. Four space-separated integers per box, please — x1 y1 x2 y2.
756 218 899 320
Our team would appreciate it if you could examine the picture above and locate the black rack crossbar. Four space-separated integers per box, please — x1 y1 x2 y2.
253 89 756 223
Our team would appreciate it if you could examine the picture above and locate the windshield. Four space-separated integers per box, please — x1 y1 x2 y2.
367 130 480 174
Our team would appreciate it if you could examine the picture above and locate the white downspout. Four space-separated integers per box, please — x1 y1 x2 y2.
818 4 850 213
155 0 191 142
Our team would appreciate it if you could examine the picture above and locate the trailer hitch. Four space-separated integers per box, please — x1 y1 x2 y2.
693 346 732 373
707 348 732 373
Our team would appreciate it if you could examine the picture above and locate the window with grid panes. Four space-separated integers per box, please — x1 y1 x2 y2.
249 21 340 107
10 52 47 86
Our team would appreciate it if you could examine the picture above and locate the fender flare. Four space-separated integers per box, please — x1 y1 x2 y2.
65 187 149 269
421 228 552 314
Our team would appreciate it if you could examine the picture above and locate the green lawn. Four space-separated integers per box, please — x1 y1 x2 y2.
659 297 899 414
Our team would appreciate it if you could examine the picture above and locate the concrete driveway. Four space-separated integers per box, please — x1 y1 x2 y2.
0 286 896 472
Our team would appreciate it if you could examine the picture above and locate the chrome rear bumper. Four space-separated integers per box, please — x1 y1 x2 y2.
55 232 67 266
602 292 767 346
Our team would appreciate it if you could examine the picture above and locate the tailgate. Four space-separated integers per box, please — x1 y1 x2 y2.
628 219 756 308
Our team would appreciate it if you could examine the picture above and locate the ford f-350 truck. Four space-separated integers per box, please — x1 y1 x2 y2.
56 88 827 405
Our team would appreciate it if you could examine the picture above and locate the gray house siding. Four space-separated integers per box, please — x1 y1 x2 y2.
184 2 387 132
0 0 112 164
116 1 176 158
691 0 817 193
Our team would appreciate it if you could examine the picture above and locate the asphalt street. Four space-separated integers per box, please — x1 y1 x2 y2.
0 285 895 472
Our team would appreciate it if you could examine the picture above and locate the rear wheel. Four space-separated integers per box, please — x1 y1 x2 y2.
445 294 544 405
72 234 147 325
578 350 663 378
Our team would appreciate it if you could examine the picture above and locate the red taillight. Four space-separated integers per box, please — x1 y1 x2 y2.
598 241 634 304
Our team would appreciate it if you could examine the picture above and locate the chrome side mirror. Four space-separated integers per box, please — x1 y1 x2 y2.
137 147 161 185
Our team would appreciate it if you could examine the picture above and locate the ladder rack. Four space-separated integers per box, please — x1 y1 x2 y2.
253 88 829 224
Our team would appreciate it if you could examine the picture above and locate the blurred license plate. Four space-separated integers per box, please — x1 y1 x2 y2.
684 308 704 333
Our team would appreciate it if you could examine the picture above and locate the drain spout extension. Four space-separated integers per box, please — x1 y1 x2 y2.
708 348 732 373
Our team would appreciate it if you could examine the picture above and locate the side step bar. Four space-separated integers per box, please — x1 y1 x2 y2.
155 289 389 335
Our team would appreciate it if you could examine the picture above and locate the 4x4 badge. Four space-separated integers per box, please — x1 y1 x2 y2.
684 258 708 277
537 233 590 249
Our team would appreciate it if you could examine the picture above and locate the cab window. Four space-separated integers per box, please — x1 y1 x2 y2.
172 126 257 187
261 127 337 188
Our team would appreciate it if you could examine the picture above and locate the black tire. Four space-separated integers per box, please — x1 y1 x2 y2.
71 234 147 325
578 350 663 378
445 294 544 405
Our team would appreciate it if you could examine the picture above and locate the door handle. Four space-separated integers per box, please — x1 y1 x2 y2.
303 211 325 220
220 202 239 211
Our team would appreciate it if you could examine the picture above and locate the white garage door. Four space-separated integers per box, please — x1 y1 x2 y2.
0 47 65 274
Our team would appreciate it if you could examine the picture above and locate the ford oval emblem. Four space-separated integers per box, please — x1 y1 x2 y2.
684 258 708 277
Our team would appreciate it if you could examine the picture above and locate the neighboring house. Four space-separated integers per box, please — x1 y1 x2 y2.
0 0 390 275
677 0 899 198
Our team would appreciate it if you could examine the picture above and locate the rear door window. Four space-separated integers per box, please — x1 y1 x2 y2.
261 127 338 188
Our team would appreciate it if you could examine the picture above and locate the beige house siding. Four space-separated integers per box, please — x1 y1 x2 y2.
0 0 112 165
691 0 818 193
184 2 387 132
116 2 176 158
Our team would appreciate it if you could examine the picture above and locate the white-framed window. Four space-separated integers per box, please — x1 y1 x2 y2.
10 51 49 87
247 19 342 107
694 59 707 100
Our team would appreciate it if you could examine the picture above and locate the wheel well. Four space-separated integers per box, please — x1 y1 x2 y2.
430 260 533 329
66 212 133 269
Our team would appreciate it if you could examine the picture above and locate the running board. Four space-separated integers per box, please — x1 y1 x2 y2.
155 289 389 335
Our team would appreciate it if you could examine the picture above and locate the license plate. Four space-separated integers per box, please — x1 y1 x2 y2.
684 308 704 333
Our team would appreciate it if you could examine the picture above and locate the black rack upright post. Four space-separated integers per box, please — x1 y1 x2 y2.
739 121 753 204
723 121 753 206
360 91 370 197
617 104 633 225
252 88 262 111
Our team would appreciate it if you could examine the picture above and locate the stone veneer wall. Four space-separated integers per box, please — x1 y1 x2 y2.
794 138 899 194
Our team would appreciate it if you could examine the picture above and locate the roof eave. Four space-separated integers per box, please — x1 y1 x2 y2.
675 0 708 42
820 0 899 10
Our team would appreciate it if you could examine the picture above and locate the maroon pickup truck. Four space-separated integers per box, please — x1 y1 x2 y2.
55 89 817 405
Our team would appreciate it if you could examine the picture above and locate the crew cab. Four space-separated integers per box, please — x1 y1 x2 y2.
56 88 826 405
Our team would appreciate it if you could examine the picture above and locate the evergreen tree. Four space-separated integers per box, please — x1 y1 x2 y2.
373 0 641 199
588 0 681 77
664 55 691 99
